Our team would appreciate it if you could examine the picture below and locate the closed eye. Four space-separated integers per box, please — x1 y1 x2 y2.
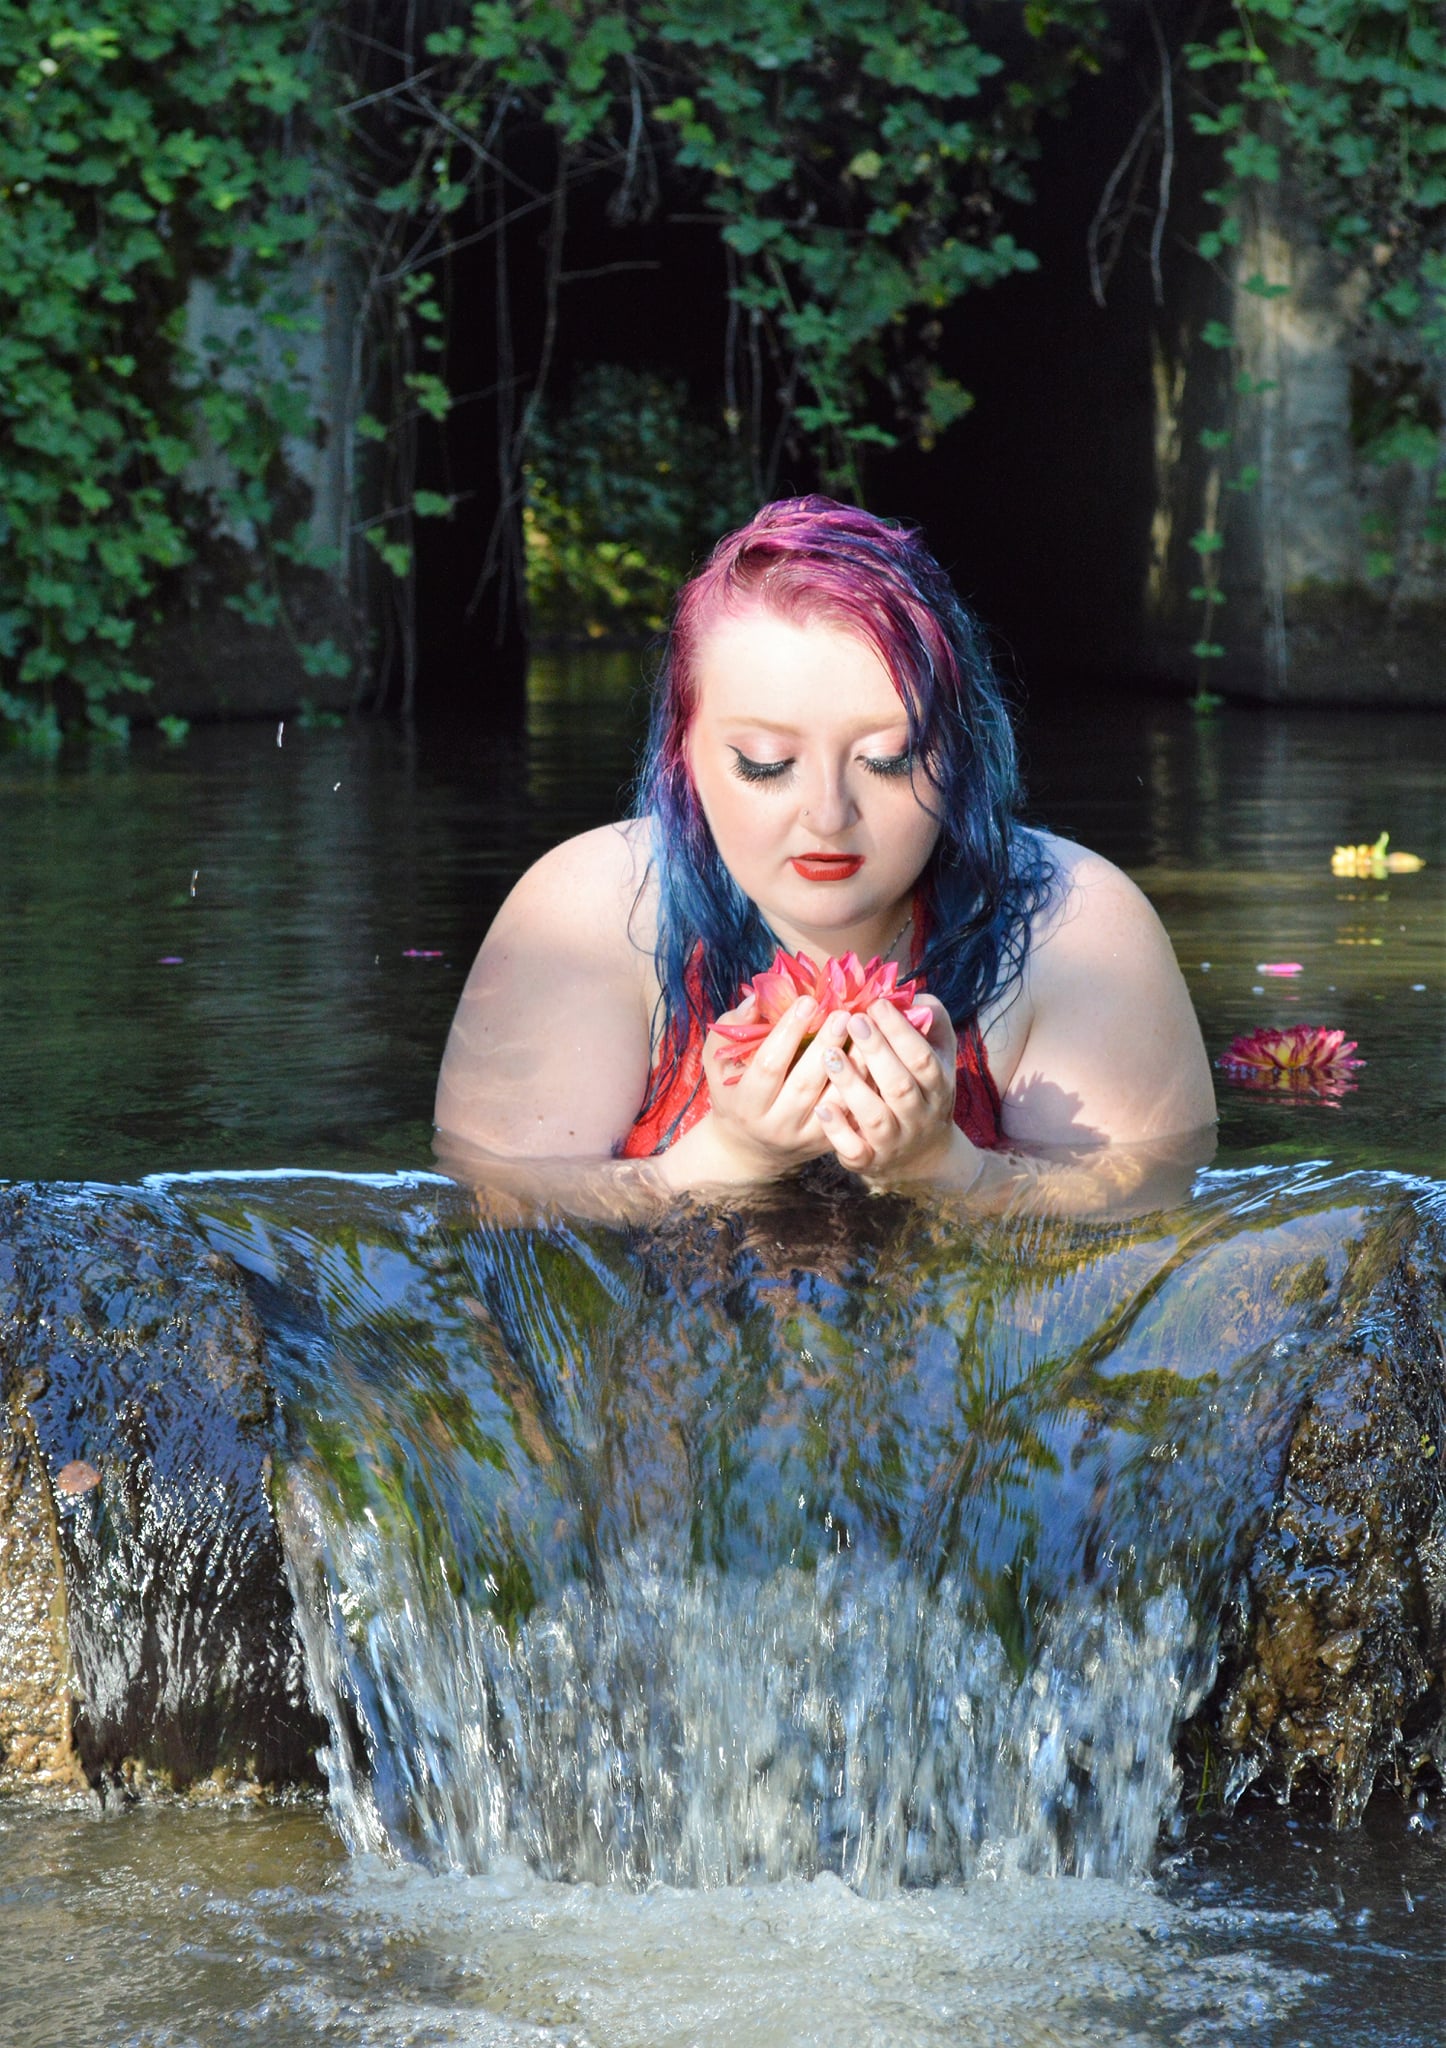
729 749 794 784
863 750 913 778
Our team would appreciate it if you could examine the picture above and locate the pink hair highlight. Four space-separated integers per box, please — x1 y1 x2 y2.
654 496 963 784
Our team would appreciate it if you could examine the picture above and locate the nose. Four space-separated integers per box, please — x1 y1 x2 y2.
801 762 860 838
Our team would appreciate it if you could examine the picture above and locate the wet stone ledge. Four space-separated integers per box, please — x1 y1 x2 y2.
1206 1193 1446 1823
0 1185 325 1800
0 1400 77 1793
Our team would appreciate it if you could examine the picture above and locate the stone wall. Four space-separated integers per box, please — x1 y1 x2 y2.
128 232 367 726
1145 186 1446 707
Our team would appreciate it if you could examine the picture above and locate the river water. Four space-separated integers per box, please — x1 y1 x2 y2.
1 667 1442 2045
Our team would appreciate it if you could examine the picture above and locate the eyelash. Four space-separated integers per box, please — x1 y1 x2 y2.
729 749 913 785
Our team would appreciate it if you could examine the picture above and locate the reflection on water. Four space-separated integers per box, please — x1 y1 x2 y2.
0 679 1441 1180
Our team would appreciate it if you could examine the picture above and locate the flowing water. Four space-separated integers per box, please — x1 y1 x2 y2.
1 668 1443 2044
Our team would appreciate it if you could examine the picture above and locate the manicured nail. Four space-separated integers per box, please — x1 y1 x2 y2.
852 1014 873 1042
794 997 816 1022
824 1048 844 1073
817 1101 834 1122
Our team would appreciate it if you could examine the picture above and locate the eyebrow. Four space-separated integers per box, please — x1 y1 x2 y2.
717 717 910 739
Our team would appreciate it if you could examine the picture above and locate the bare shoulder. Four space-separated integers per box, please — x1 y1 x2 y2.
991 831 1215 1147
435 819 659 1158
494 819 654 952
1029 832 1175 965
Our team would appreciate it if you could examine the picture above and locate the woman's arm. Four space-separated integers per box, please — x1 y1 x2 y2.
805 835 1214 1211
433 822 850 1198
434 823 656 1158
988 837 1216 1149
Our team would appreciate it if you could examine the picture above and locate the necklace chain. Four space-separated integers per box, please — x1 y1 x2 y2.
763 898 915 966
882 903 915 968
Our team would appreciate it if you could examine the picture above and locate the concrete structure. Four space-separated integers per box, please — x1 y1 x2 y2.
1146 187 1445 706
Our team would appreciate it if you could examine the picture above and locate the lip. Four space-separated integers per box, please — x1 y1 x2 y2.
789 854 864 882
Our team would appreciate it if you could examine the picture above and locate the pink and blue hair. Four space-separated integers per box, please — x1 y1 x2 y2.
632 495 1055 1084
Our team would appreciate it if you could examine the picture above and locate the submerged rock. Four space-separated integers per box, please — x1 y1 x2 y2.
0 1184 324 1798
1206 1190 1446 1822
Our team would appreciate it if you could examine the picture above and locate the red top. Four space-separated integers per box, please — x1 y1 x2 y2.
617 948 1003 1160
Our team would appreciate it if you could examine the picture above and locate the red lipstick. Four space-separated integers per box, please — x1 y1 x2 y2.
790 854 864 882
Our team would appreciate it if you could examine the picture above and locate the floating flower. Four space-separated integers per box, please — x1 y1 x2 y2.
714 948 932 1070
1331 830 1424 878
1217 1025 1363 1103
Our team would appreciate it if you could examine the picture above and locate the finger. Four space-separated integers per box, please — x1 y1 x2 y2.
907 994 957 1060
815 1087 875 1171
849 1003 949 1110
716 995 821 1104
822 1044 901 1145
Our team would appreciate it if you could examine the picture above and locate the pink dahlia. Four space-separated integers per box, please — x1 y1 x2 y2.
1216 1025 1363 1102
714 948 932 1068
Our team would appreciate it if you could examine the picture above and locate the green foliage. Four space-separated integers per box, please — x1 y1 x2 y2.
1188 2 1446 355
0 0 342 744
523 366 754 637
423 0 1108 496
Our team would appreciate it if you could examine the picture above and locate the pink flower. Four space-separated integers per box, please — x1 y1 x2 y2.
1216 1025 1363 1102
714 948 932 1069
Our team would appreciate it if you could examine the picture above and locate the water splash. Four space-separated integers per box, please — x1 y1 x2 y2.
283 1487 1210 1887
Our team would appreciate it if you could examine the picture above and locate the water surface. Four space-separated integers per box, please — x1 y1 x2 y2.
1 671 1441 1179
1 666 1442 2045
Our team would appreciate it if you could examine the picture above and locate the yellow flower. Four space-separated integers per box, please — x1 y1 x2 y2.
1331 830 1425 878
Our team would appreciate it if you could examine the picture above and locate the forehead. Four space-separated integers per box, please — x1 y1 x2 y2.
689 606 906 727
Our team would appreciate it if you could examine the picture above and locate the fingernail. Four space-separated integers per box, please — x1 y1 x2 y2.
817 1101 834 1122
852 1014 873 1042
824 1048 844 1073
794 997 816 1022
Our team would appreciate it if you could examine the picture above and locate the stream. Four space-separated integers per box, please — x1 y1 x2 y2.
1 670 1442 2045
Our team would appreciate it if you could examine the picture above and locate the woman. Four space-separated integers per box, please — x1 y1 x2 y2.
435 498 1214 1202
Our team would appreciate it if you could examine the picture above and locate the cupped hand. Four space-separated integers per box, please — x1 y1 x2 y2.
814 995 974 1184
701 990 842 1173
661 991 842 1183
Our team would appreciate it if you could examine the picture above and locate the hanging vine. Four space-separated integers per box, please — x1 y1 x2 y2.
1183 0 1446 695
2 0 1116 737
0 0 349 748
332 0 1112 711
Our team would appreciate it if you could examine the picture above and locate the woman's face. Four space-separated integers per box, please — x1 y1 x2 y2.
685 605 940 956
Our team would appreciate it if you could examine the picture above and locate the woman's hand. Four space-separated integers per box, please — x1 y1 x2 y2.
814 996 981 1188
659 993 841 1186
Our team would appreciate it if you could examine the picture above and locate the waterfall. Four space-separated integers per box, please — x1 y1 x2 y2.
185 1164 1406 1888
282 1486 1211 1886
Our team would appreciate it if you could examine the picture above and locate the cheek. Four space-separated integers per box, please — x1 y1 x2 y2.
686 749 756 858
887 781 941 858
